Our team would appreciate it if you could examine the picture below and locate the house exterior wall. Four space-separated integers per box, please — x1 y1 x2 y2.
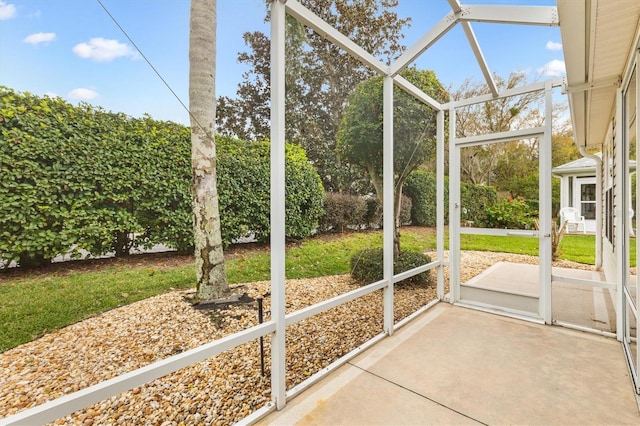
603 104 618 284
557 174 598 233
601 41 637 329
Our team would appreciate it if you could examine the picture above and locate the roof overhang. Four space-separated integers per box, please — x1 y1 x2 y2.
558 0 640 148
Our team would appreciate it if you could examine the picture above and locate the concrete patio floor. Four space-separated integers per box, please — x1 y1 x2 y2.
462 262 618 333
259 303 640 425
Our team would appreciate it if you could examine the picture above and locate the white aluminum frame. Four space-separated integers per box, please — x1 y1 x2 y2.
622 50 640 394
270 0 287 409
448 80 557 323
635 48 640 394
1 1 569 424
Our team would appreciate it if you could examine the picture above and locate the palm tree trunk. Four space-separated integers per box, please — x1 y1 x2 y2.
189 0 229 300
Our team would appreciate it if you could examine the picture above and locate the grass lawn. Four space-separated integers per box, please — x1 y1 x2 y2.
0 227 630 352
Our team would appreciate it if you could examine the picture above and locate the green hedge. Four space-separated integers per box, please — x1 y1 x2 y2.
405 170 446 226
460 181 498 227
318 192 412 232
484 197 537 229
404 170 498 227
0 87 324 266
217 136 325 245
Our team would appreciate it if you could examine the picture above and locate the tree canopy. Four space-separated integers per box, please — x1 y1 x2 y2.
337 68 448 195
216 0 410 191
337 68 448 251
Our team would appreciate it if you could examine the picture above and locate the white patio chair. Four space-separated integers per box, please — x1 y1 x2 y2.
559 207 586 233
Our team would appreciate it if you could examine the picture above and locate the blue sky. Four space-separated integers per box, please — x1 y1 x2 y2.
0 0 563 126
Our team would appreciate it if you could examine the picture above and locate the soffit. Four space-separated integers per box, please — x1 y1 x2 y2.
559 0 640 148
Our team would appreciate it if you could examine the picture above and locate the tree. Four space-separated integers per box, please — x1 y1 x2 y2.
189 0 230 300
453 72 544 186
217 0 410 191
552 132 581 167
337 68 448 253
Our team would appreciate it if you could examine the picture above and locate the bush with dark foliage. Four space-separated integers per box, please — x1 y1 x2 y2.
350 248 433 286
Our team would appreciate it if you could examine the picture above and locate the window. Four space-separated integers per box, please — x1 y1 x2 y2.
580 183 596 220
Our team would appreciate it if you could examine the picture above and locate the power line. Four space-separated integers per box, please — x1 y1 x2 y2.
95 0 206 135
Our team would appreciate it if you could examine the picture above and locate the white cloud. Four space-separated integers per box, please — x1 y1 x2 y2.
538 59 566 77
23 32 56 45
72 37 137 62
0 1 16 20
68 88 99 100
546 41 562 51
44 92 58 98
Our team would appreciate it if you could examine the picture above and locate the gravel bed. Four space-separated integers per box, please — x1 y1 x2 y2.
0 251 595 425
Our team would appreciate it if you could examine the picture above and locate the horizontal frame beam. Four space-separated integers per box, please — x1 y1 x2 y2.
1 321 277 426
551 274 615 290
461 5 559 26
285 279 388 325
460 227 540 237
393 260 441 284
455 127 544 148
444 79 564 109
285 332 387 400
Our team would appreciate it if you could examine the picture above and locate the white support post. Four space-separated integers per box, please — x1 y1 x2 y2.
635 51 640 384
449 106 460 303
615 87 625 341
383 76 394 335
436 110 445 300
539 81 553 324
269 0 287 409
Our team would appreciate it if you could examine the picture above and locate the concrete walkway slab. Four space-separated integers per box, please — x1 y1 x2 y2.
464 262 616 332
260 304 640 425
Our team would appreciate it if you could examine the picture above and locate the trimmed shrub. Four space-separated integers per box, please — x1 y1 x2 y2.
319 192 368 232
284 143 326 240
350 248 433 286
405 170 446 226
484 197 536 229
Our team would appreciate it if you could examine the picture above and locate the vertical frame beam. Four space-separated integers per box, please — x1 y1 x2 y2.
539 81 553 324
269 0 287 409
436 110 445 300
615 86 625 341
383 76 395 335
449 106 461 302
635 51 640 387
